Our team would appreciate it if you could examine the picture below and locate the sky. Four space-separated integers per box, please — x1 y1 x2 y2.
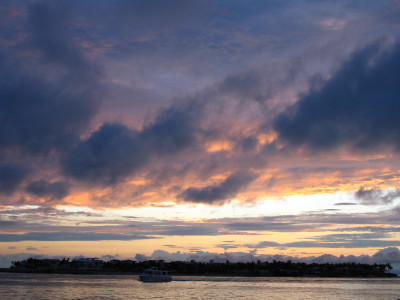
2 0 400 268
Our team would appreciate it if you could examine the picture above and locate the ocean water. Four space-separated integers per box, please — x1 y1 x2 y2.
0 273 399 300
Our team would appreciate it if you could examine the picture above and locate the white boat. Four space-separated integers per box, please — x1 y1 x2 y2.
139 268 172 282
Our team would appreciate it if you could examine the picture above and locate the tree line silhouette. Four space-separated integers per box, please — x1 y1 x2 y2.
8 257 396 277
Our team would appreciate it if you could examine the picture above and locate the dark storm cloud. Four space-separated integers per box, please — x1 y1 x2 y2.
0 2 99 157
141 102 202 155
355 187 400 205
62 123 146 185
273 40 400 152
28 1 88 71
25 180 69 200
0 54 97 155
0 164 29 195
63 102 203 185
178 172 256 204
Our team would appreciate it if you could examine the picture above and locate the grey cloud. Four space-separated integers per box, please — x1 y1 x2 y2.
154 225 218 236
151 249 190 261
218 243 240 249
225 221 315 232
335 226 400 233
0 232 156 242
0 164 29 195
25 180 69 200
178 172 256 204
141 102 202 156
216 212 400 233
28 1 88 71
274 40 400 152
0 220 22 227
141 247 400 266
248 234 400 249
62 123 146 185
315 232 389 242
285 240 400 248
355 187 400 205
63 101 203 185
218 71 271 103
373 247 400 263
0 2 100 157
119 0 207 31
237 136 259 152
246 241 281 248
288 232 400 249
0 53 97 155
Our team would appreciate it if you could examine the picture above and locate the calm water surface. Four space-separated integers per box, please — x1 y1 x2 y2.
0 273 399 299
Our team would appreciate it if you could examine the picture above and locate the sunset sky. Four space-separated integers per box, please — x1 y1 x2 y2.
1 0 400 266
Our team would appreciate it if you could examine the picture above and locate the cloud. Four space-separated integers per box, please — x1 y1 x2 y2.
273 40 400 152
355 187 400 205
0 232 156 242
178 172 256 204
248 239 400 249
154 225 219 236
336 226 400 233
62 123 146 185
0 57 96 155
246 241 280 248
63 100 203 185
247 232 400 249
141 102 202 155
224 221 315 232
218 70 271 103
0 2 99 157
25 180 69 200
118 0 207 33
151 249 189 261
373 247 400 263
134 247 400 272
0 164 29 195
28 1 89 72
2 247 400 269
218 243 240 250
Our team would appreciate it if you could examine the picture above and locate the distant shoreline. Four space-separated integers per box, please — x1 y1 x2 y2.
7 258 397 278
1 268 397 278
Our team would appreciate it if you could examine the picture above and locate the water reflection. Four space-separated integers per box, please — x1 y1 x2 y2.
0 273 399 300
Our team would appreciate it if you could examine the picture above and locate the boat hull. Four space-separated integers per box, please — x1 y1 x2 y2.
138 275 172 282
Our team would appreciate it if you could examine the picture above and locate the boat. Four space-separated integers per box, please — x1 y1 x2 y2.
139 268 172 282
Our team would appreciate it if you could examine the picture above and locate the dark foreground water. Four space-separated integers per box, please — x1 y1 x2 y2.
0 273 399 299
